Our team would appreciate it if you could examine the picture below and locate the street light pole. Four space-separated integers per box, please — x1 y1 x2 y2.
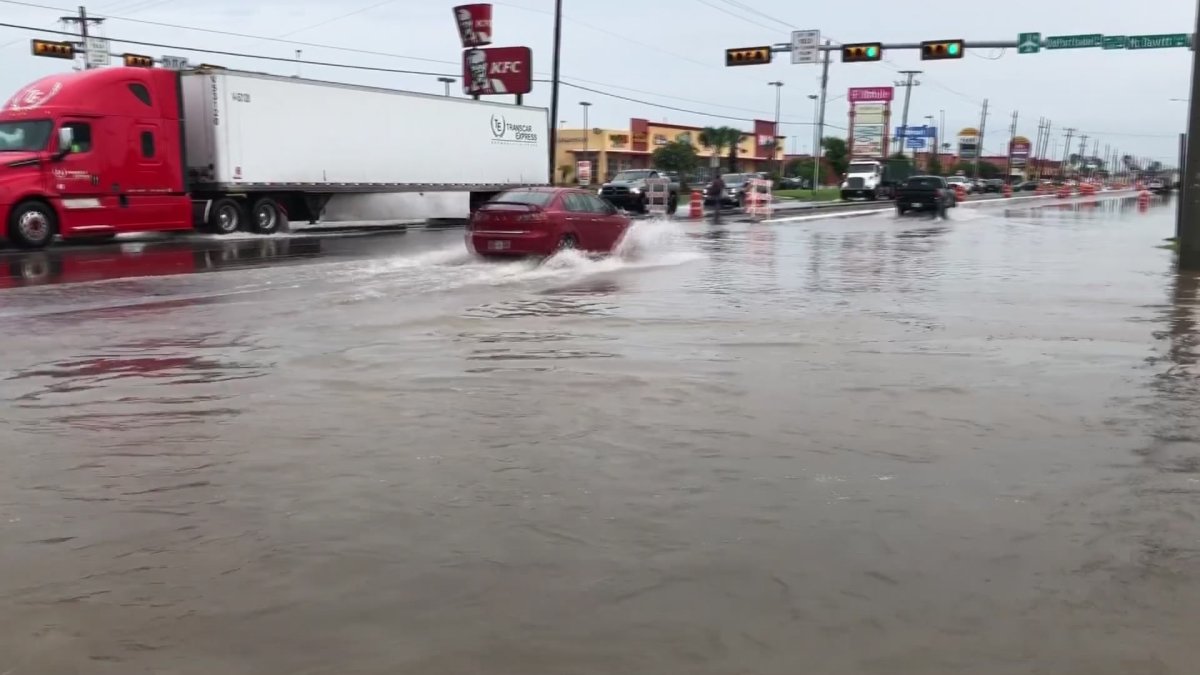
580 101 592 183
924 114 936 171
1179 0 1200 268
437 77 455 96
768 81 783 179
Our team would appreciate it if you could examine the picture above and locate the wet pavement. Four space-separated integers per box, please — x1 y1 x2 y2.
1 193 1197 674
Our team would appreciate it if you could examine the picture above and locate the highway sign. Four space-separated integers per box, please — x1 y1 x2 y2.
906 137 926 149
1017 32 1041 54
161 54 190 70
1046 34 1102 49
1127 33 1191 50
791 29 820 64
85 36 110 67
1102 36 1127 50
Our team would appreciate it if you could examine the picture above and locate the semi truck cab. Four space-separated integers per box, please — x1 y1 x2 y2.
0 67 193 248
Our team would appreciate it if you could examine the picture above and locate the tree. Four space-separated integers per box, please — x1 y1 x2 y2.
652 140 699 174
927 154 943 176
699 126 744 174
822 136 849 178
785 158 829 185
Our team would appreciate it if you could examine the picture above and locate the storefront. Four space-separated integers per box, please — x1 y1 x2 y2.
555 117 784 184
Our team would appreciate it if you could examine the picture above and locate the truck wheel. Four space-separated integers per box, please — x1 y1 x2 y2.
7 200 57 250
840 191 850 201
250 197 287 235
207 198 245 235
867 190 877 201
896 204 908 216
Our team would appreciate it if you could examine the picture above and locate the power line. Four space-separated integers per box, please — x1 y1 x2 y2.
692 0 779 32
0 20 841 129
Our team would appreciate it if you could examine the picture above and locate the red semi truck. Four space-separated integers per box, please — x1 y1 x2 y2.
0 65 549 249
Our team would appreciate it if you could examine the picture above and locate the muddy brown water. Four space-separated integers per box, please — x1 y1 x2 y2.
1 196 1197 674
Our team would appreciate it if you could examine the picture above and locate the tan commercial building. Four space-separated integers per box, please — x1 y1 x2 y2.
555 117 784 184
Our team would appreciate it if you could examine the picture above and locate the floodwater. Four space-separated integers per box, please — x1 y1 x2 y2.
1 194 1197 674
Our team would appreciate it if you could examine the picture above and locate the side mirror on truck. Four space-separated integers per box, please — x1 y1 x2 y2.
53 127 74 160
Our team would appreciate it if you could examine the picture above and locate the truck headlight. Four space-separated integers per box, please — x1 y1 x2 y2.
630 187 642 194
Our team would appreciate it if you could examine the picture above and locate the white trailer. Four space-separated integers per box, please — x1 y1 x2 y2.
178 68 549 228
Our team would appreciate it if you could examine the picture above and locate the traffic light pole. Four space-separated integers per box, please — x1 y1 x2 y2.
769 40 1023 54
1179 0 1200 269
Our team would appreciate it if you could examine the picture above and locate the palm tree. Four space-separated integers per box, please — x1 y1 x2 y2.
699 126 744 174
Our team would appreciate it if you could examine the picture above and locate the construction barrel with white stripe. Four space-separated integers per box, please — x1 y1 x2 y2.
743 178 774 219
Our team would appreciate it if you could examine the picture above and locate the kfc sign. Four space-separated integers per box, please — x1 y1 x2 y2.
847 86 895 103
453 4 492 48
462 46 532 95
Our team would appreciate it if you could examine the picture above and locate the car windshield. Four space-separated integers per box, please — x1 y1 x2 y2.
0 120 52 152
722 173 748 185
493 190 555 206
947 176 966 183
906 176 941 188
613 170 654 181
847 163 878 174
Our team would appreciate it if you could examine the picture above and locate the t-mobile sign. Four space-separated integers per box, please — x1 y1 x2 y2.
848 87 895 103
462 46 532 95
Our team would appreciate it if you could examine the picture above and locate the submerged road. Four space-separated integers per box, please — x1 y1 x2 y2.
1 193 1197 674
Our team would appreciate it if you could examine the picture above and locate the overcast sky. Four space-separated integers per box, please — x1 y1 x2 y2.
0 0 1193 162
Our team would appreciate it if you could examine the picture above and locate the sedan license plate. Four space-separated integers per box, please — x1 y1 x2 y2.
911 202 923 208
487 240 510 251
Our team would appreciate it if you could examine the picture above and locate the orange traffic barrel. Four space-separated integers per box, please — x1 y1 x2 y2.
689 190 704 220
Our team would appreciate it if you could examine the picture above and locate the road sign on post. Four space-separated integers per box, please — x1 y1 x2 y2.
161 55 190 70
1045 34 1102 49
85 36 110 68
1127 33 1191 50
790 29 820 64
1017 32 1041 54
906 137 926 149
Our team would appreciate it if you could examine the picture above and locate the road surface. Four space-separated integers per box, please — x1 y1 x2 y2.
1 193 1196 674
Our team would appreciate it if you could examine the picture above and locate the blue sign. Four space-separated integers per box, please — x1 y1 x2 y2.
895 125 937 138
906 137 926 149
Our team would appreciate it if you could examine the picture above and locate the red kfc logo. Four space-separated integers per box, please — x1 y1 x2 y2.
462 46 532 96
453 4 493 48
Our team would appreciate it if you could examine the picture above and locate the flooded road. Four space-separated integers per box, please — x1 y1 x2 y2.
1 194 1197 674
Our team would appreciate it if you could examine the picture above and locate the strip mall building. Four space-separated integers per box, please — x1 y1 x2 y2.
554 118 785 184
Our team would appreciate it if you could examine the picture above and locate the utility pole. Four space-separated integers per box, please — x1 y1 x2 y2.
815 40 831 189
1077 134 1089 176
60 5 103 69
1032 118 1044 180
808 94 820 194
1005 110 1018 182
547 0 563 183
1061 128 1076 179
1038 119 1053 181
973 98 989 179
894 70 922 158
1179 132 1187 241
768 81 784 178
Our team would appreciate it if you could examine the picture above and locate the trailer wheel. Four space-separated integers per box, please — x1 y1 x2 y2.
250 197 287 235
207 198 246 235
7 200 57 250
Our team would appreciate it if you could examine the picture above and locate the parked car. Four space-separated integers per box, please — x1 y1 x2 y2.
945 175 972 194
895 175 956 217
597 169 679 215
705 173 757 207
981 179 1005 193
469 188 630 258
1015 181 1040 192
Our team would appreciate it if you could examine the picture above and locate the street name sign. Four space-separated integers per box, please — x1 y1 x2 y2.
1017 32 1040 54
1045 34 1102 49
1102 36 1127 50
791 29 821 64
1127 33 1191 50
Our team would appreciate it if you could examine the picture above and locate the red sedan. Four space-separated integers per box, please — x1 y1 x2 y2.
468 188 632 258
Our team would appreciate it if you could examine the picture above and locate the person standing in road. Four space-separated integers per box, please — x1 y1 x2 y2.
707 172 725 224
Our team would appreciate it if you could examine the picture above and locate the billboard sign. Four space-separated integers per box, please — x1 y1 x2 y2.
852 123 885 157
848 86 894 103
957 127 979 160
855 103 886 124
453 4 493 48
462 46 532 95
1009 135 1032 168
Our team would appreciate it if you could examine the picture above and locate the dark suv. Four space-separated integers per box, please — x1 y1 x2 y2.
597 169 680 214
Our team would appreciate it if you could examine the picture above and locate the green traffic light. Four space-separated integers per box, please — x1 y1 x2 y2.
948 43 960 55
867 46 878 58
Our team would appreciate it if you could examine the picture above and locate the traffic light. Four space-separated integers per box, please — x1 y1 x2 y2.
920 40 964 60
123 53 155 68
841 42 882 63
30 39 75 59
724 46 772 67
